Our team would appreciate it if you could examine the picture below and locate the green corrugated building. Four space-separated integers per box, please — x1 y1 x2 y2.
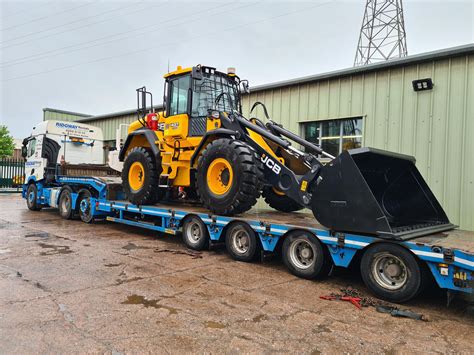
43 44 474 231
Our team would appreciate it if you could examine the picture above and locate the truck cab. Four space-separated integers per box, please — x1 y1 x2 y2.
22 120 105 184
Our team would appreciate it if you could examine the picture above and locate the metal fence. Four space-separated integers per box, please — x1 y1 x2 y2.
0 158 24 192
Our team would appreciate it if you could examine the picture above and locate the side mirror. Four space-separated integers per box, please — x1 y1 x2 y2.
242 80 250 94
21 146 27 158
192 66 203 80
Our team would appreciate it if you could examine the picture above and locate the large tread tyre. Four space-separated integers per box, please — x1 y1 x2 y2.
262 186 304 213
196 138 263 216
360 243 426 303
58 186 73 220
122 147 162 205
181 215 209 251
282 230 332 279
77 190 94 224
225 222 260 262
26 183 42 211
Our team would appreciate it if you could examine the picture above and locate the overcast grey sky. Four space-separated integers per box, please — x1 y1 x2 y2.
1 0 473 138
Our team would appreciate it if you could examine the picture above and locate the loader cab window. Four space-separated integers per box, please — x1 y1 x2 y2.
191 72 239 117
302 117 363 157
169 75 190 116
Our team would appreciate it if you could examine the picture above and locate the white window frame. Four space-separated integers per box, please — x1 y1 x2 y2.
300 116 364 156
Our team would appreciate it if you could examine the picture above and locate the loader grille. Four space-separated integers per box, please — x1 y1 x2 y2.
189 117 207 136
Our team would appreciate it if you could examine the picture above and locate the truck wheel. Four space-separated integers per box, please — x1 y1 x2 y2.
182 215 209 251
225 222 260 262
122 147 162 205
196 139 262 215
58 187 73 219
262 186 304 212
26 183 41 211
78 190 94 223
282 230 331 279
360 243 425 303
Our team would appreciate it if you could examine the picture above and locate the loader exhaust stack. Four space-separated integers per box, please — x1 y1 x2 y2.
311 147 455 240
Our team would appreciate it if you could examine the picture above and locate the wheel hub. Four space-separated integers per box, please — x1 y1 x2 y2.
231 227 250 254
300 246 312 259
385 263 402 278
128 162 145 191
80 199 89 213
187 221 202 243
372 253 408 290
207 158 234 196
289 239 315 270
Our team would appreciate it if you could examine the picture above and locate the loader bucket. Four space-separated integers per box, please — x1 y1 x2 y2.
311 147 455 240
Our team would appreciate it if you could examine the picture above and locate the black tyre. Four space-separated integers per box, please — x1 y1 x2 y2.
262 186 304 212
122 147 162 205
360 243 426 303
225 222 260 262
282 230 332 279
196 138 263 215
77 190 94 223
58 187 73 220
181 215 209 251
26 183 41 211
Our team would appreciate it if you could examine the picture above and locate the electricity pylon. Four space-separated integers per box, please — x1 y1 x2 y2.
354 0 407 66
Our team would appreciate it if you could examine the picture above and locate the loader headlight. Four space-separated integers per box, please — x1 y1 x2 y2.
211 111 220 119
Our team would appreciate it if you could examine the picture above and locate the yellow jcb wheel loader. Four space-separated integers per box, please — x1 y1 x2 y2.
119 65 454 240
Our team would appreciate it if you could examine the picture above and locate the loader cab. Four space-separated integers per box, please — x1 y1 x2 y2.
163 65 243 137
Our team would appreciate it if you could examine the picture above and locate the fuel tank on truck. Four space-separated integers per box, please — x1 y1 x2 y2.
311 147 455 240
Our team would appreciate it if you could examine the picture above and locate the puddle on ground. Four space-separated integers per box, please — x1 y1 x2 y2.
313 324 332 334
121 295 178 314
204 321 226 329
0 221 21 230
24 232 51 239
122 242 151 251
38 242 73 256
252 314 266 323
115 276 143 285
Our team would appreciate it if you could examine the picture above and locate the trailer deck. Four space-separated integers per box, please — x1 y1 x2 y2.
23 175 473 303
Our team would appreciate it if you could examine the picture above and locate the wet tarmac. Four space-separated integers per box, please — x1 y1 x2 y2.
0 194 473 353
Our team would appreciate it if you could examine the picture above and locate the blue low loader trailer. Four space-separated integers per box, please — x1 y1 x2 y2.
23 175 473 304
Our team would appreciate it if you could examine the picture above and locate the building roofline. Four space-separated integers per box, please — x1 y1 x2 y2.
76 105 163 123
43 107 92 117
68 44 474 123
250 44 474 93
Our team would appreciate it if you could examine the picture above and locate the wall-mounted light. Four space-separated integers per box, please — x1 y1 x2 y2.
412 78 434 92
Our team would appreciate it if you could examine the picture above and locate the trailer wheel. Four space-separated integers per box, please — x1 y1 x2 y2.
26 183 41 211
78 190 94 223
196 138 263 215
58 187 73 220
360 243 425 303
225 222 260 262
181 216 209 251
282 230 331 279
262 186 304 212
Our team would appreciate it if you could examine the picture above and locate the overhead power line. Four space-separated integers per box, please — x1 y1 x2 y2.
1 2 233 67
0 1 144 46
0 2 95 32
2 1 335 82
